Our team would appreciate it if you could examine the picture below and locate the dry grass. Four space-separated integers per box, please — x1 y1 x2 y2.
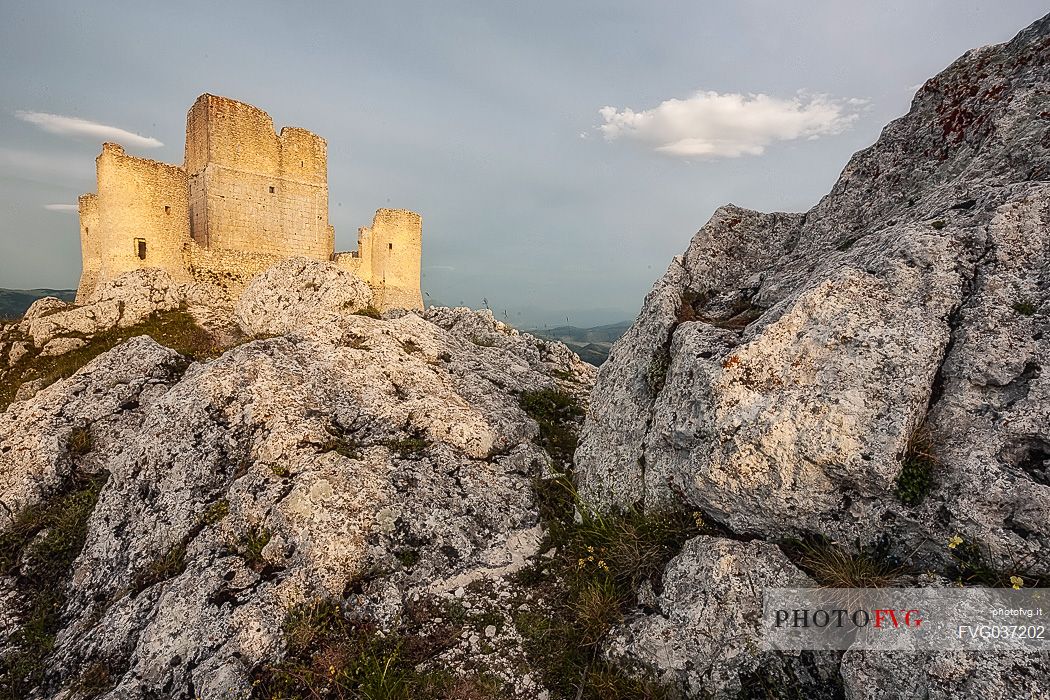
67 426 93 456
794 540 902 589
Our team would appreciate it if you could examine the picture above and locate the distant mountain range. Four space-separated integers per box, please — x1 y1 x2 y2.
0 288 76 319
527 320 631 365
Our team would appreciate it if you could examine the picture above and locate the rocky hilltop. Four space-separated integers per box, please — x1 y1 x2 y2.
577 13 1049 698
0 259 609 698
1 13 1049 700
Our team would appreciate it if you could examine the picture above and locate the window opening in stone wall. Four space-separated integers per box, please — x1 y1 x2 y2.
389 243 393 250
269 186 275 194
135 238 147 260
164 205 171 215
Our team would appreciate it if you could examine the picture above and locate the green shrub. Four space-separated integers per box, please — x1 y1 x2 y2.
1013 299 1038 316
931 220 946 230
519 389 584 469
895 424 938 507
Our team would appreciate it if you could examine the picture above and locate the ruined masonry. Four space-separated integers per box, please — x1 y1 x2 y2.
76 93 423 310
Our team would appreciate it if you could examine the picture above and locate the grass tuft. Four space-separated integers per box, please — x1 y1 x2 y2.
237 526 272 572
67 426 94 456
253 599 460 699
131 543 187 597
895 423 938 507
353 306 383 320
788 538 902 589
1012 299 1038 316
386 436 429 458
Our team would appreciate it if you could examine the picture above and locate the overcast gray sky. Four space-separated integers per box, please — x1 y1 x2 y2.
0 1 1045 327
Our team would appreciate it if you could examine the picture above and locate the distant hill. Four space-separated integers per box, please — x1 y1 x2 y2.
527 320 631 365
0 288 76 319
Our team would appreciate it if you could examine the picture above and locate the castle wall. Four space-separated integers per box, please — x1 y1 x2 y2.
185 95 333 259
183 244 288 300
75 93 424 314
334 209 422 310
75 194 101 303
93 143 191 289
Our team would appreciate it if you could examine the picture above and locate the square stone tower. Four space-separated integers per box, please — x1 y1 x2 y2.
184 94 335 260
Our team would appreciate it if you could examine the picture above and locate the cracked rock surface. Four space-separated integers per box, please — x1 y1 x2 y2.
0 295 593 697
577 13 1050 698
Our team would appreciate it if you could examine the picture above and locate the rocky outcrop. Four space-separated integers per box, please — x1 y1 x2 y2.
22 269 182 349
233 257 374 337
605 537 832 698
578 12 1049 565
0 289 594 697
577 12 1050 697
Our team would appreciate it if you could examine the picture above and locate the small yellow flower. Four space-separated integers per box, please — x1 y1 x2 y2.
692 511 705 529
597 560 609 571
947 535 963 549
1011 576 1024 590
587 546 595 553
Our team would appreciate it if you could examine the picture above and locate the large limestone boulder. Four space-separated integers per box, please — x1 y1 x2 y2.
604 536 833 698
580 13 1050 697
577 12 1050 576
0 336 187 528
0 306 594 698
233 257 374 337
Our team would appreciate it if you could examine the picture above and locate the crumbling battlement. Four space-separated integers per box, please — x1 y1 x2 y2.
75 94 422 311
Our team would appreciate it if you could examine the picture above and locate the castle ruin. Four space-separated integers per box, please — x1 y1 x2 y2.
76 94 423 310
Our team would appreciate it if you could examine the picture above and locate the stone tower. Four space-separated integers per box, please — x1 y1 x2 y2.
184 94 334 259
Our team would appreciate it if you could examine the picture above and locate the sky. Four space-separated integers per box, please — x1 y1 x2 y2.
0 1 1046 327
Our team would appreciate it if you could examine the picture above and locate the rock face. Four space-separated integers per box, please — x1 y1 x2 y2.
0 290 593 697
233 257 374 337
578 13 1049 564
576 13 1050 697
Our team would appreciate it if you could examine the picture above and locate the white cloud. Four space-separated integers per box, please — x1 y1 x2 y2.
15 110 163 148
597 91 864 159
43 203 78 212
